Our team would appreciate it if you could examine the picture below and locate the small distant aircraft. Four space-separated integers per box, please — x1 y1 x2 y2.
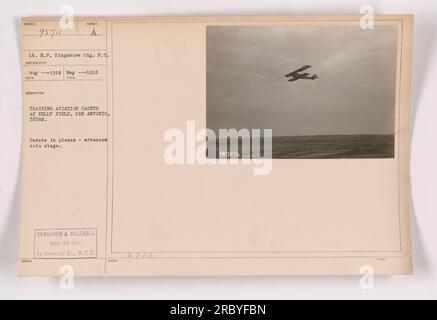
284 65 318 82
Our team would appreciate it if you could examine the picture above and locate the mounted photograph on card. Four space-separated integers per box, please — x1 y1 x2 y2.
19 16 413 276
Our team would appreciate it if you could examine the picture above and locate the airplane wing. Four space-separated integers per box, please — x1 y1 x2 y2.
285 65 312 77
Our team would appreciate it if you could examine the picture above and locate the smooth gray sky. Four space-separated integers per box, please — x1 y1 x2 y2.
206 25 398 136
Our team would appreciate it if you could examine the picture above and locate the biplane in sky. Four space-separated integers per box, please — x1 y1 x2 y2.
285 65 318 82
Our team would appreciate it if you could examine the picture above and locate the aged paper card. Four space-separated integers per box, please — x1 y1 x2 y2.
19 15 413 276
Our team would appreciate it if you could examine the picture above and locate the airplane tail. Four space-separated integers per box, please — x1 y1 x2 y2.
310 75 318 80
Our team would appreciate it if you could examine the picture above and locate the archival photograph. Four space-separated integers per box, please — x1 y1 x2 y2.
206 25 399 159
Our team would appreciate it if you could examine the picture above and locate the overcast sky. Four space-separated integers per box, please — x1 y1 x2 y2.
206 25 398 136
